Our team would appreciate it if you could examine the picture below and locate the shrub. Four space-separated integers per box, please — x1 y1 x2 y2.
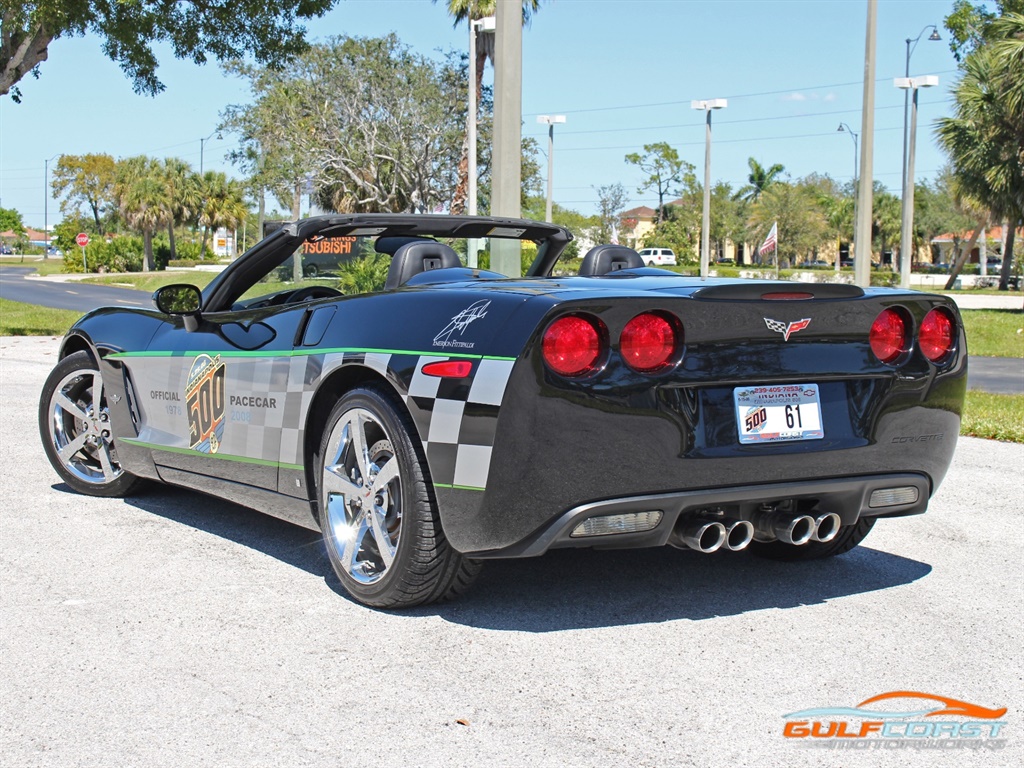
63 236 145 273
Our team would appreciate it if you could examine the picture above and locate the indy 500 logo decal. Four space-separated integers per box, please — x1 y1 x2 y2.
433 299 491 349
185 354 226 453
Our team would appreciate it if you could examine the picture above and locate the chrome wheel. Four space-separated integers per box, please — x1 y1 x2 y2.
321 407 402 585
46 365 123 486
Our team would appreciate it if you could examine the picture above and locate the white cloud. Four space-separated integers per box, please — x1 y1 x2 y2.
783 92 808 101
824 92 837 102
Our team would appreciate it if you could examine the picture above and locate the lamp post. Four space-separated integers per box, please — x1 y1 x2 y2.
467 14 496 268
691 98 727 279
837 123 859 272
199 129 222 176
537 115 565 223
901 26 941 217
895 74 939 289
43 153 59 260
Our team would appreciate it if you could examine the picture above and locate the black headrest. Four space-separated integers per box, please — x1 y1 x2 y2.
578 245 645 276
375 236 433 256
385 240 462 290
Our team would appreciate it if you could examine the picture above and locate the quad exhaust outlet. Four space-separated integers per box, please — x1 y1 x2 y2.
672 517 755 553
671 510 842 552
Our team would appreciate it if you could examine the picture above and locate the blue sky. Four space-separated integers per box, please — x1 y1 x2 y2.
0 0 959 228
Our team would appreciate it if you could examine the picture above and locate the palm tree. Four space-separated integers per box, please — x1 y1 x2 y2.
872 191 902 269
162 159 201 261
937 12 1024 290
116 157 171 272
737 158 785 203
437 0 544 214
197 172 248 259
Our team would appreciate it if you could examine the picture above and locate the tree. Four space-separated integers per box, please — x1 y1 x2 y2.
1 0 338 102
872 189 902 268
436 0 544 214
50 154 117 234
736 158 786 203
748 182 827 267
708 181 746 259
226 36 467 217
593 183 628 244
915 168 977 263
115 156 170 272
162 159 202 261
197 172 248 259
944 0 1024 60
937 12 1024 289
0 206 25 234
624 143 692 222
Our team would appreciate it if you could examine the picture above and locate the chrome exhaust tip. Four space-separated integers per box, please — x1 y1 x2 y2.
676 520 727 553
812 512 842 543
724 520 755 551
754 512 816 546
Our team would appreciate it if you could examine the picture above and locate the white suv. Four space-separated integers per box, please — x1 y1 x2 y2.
637 247 677 266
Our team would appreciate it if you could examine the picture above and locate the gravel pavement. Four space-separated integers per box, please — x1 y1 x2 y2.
2 335 1021 768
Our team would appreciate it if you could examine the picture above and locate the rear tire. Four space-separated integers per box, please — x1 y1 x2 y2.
749 516 876 561
317 386 481 608
39 350 144 497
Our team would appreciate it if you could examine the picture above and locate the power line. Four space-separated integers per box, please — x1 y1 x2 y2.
526 69 960 117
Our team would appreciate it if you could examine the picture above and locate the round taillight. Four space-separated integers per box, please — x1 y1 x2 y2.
620 312 681 372
919 308 955 362
870 308 909 364
542 315 605 377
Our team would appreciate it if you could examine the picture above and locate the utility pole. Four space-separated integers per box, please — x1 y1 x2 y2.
490 0 523 277
855 0 878 288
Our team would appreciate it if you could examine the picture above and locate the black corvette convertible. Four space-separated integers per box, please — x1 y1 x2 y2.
39 215 966 607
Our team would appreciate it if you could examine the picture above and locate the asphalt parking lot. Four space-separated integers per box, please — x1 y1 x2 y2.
1 335 1021 768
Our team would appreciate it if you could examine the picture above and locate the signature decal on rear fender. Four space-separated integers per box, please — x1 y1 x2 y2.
764 317 811 341
185 354 226 453
434 299 491 349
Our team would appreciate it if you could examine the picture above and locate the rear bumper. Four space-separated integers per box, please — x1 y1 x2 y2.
467 472 930 558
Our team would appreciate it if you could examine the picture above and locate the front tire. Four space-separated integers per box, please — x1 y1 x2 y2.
317 387 481 608
749 516 876 561
39 350 144 497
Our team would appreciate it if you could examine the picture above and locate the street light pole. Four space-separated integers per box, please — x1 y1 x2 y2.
901 26 941 234
896 75 939 289
199 129 221 176
691 99 727 279
43 153 58 260
467 14 495 267
837 124 859 272
537 115 565 223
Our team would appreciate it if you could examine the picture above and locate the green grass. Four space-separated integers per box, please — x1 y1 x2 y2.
0 257 68 276
81 272 221 292
0 298 84 336
960 310 1024 358
80 271 338 300
961 391 1024 443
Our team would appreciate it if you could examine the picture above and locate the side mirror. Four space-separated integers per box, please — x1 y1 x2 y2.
154 284 202 332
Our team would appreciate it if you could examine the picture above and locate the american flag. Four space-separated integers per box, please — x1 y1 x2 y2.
758 222 778 257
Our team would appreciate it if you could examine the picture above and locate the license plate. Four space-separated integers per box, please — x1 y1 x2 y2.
734 384 824 444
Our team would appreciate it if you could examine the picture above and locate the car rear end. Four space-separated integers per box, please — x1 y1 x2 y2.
448 280 965 558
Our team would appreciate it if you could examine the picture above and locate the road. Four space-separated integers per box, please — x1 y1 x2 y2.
1 335 1020 768
0 266 151 312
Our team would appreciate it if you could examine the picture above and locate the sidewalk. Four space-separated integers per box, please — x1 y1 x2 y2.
941 293 1024 310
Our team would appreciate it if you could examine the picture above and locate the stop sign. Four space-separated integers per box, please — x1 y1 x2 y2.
76 232 90 247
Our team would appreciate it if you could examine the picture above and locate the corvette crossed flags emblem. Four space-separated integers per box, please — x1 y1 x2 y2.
764 317 811 341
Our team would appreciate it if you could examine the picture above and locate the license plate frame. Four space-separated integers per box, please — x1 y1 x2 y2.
734 384 824 444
